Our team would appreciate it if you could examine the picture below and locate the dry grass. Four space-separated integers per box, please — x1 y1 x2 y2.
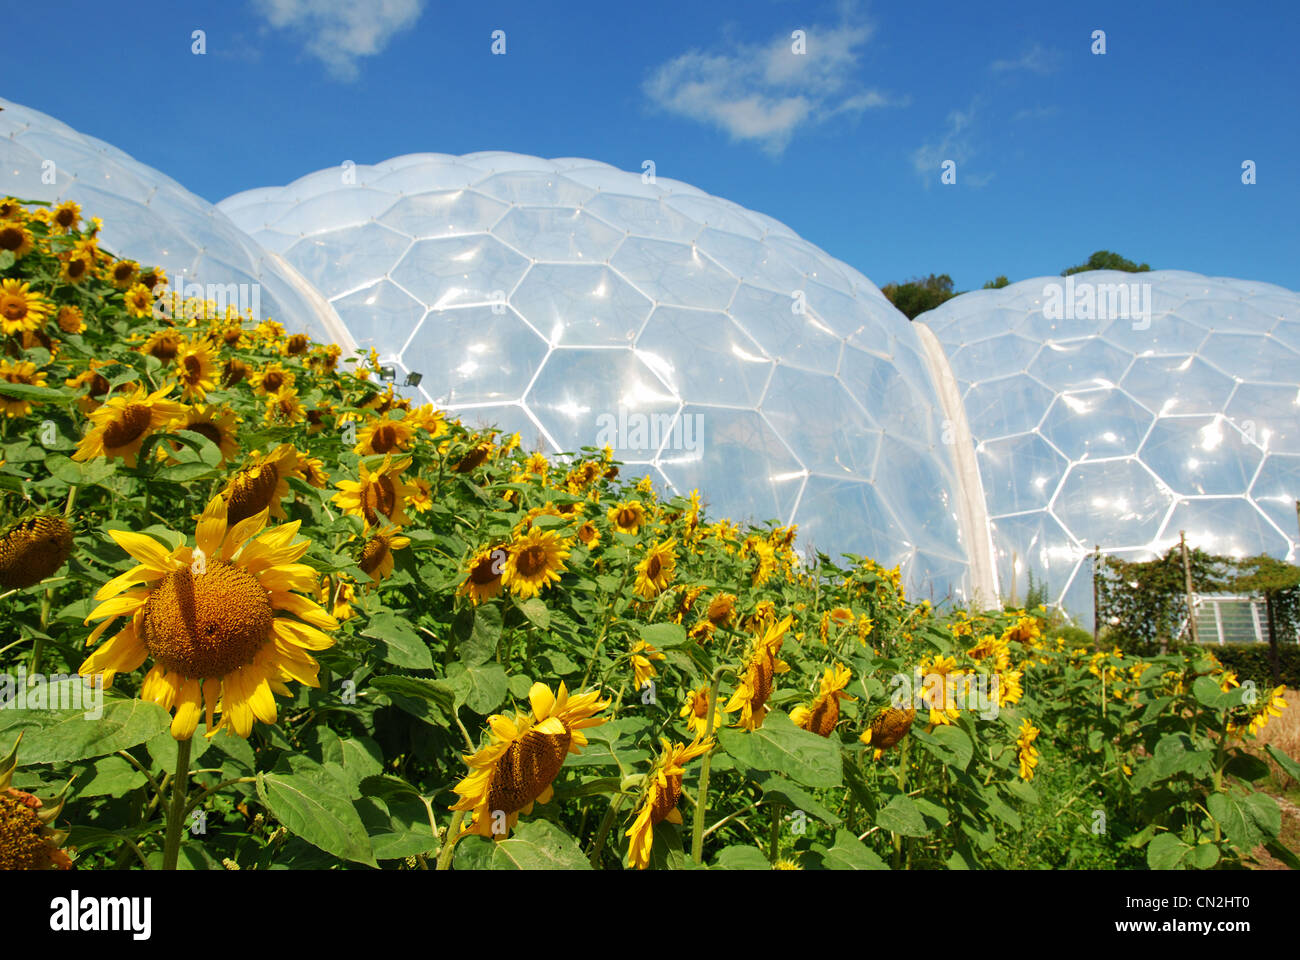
1252 688 1300 790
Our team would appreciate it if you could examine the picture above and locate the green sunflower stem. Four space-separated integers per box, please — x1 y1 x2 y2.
436 811 466 870
588 793 625 868
691 666 726 865
768 801 783 864
162 736 193 871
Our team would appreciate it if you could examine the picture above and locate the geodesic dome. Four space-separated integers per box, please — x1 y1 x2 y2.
917 270 1300 616
218 152 989 603
0 97 343 346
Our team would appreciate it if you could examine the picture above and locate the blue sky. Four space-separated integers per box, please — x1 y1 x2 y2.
4 0 1298 292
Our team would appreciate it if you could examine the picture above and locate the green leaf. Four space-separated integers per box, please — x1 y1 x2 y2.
754 772 840 825
717 711 842 789
446 661 509 715
638 622 687 649
875 794 930 837
1189 842 1220 869
1192 675 1227 708
508 674 534 700
0 690 171 763
515 597 550 630
357 796 437 861
362 612 433 671
369 675 456 725
912 724 973 771
818 828 888 869
452 819 591 870
1224 752 1271 783
1207 789 1280 853
0 381 71 403
157 461 216 483
1266 744 1300 782
456 604 501 666
338 737 385 787
712 845 771 869
71 755 147 797
1147 832 1190 869
257 764 377 868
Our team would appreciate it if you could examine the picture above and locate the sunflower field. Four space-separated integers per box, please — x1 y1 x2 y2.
1 198 1297 872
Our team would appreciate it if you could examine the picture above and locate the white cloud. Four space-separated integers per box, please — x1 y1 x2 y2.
912 98 993 187
253 0 424 80
990 42 1062 75
643 21 898 155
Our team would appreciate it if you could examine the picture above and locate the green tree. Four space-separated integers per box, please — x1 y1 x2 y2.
1061 250 1151 275
881 273 956 319
982 275 1009 289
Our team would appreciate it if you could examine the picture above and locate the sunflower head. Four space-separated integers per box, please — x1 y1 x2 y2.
331 453 417 533
0 734 72 870
633 538 678 599
0 279 52 334
358 524 411 583
458 546 506 605
861 705 916 760
501 527 571 600
625 736 713 869
0 515 75 591
790 662 856 737
220 444 300 525
79 494 338 740
451 682 609 839
723 615 793 730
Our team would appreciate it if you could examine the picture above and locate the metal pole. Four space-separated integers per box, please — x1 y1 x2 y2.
1092 545 1100 645
1179 530 1198 650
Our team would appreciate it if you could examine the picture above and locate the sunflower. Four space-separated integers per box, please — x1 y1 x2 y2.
450 681 609 839
918 654 966 726
251 362 295 396
704 592 737 627
457 546 507 605
141 329 183 362
295 453 329 489
55 305 85 335
629 640 665 691
749 539 778 586
172 339 216 400
576 520 601 549
123 283 154 319
50 201 81 233
680 684 716 739
219 444 301 525
0 515 75 590
78 495 337 740
624 737 713 870
332 453 417 532
860 706 916 760
688 620 715 643
263 386 305 426
222 357 250 387
607 500 646 535
452 441 493 473
358 525 411 582
1015 719 1040 780
59 253 94 285
501 527 571 600
168 404 240 465
140 266 167 291
409 477 433 513
633 538 677 599
0 221 34 260
0 360 48 418
355 416 414 456
65 362 112 415
0 279 52 335
319 576 357 621
724 615 793 731
73 383 185 468
0 735 72 870
283 333 310 356
790 663 856 737
305 403 334 436
105 258 139 289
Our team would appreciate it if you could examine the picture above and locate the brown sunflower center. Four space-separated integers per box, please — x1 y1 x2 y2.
487 728 571 816
645 554 662 581
88 373 110 398
361 476 396 525
56 308 82 333
1 293 27 321
102 403 153 450
0 227 23 251
66 258 88 280
807 696 840 738
370 423 398 453
112 263 135 283
149 336 179 361
0 517 75 590
261 370 285 392
141 562 274 678
223 327 243 345
616 508 638 529
358 536 390 576
871 708 915 750
286 334 309 354
55 207 76 227
183 354 203 380
514 544 549 578
454 445 489 472
188 422 223 447
223 359 248 386
650 774 684 826
470 555 501 586
226 464 280 526
0 792 52 870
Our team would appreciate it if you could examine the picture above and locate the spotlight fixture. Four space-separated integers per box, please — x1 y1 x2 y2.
404 372 423 387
